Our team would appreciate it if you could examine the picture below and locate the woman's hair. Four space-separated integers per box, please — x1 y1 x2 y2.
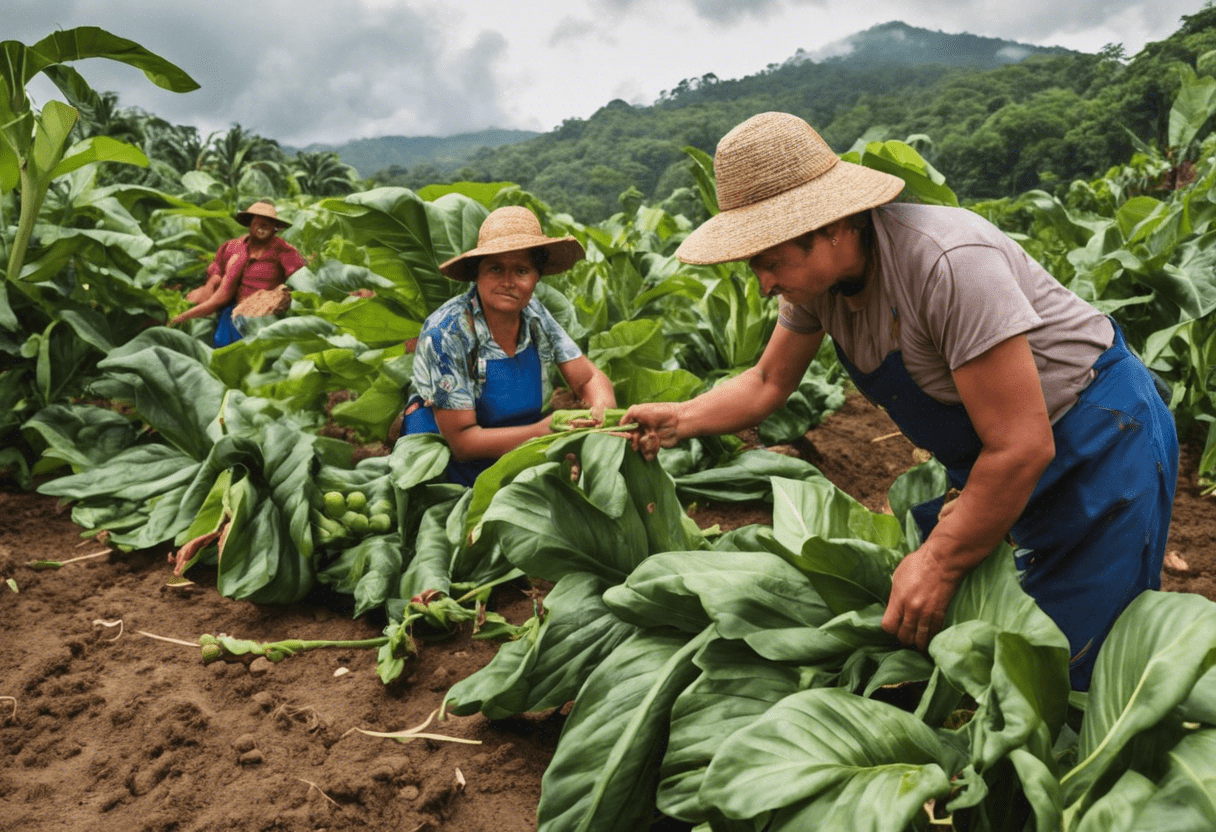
461 246 551 280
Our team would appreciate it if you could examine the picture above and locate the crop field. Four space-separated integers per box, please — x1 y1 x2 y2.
2 25 1216 832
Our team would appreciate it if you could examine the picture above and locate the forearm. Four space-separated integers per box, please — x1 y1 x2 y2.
671 365 793 440
923 442 1051 576
571 367 617 411
443 419 551 461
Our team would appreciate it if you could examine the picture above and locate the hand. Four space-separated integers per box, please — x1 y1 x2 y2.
621 403 681 461
881 543 964 652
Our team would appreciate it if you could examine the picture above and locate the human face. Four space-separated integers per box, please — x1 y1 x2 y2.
475 250 540 318
747 223 866 306
248 216 278 243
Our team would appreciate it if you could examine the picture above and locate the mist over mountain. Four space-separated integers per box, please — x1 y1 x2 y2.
317 21 1075 177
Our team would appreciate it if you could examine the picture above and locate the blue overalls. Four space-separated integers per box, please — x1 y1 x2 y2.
213 304 241 347
405 341 545 488
836 320 1177 690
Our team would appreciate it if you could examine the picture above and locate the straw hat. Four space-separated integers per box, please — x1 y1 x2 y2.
439 206 584 280
236 201 291 229
675 112 905 265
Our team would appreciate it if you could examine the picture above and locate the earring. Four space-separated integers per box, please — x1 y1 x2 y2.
831 236 838 247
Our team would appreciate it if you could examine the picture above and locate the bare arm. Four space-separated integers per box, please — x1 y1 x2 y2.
557 355 617 411
185 271 223 304
433 407 553 462
170 268 241 325
882 334 1056 649
622 325 825 457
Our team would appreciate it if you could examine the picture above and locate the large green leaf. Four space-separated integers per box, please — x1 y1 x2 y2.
537 627 712 832
21 403 137 472
699 687 952 828
38 444 197 505
674 449 818 504
444 572 637 720
1062 591 1216 822
22 27 199 92
603 549 832 636
481 467 649 584
657 639 802 823
97 339 226 459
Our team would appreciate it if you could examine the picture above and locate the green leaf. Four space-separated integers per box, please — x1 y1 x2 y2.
444 572 637 720
482 467 649 584
29 100 77 180
674 449 818 504
657 639 802 822
603 550 832 635
858 140 959 207
699 687 952 827
1062 591 1216 821
537 627 712 832
50 135 147 178
24 27 199 92
97 343 225 460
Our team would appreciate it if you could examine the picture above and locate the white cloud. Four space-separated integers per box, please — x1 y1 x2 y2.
4 0 1207 145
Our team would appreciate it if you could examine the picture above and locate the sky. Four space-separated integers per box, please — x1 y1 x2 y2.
7 0 1209 148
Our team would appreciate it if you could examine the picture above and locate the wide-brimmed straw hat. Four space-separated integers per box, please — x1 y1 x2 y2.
675 112 905 265
439 206 584 280
235 201 291 229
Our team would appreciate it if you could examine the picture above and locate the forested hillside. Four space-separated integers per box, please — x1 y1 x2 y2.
374 10 1216 220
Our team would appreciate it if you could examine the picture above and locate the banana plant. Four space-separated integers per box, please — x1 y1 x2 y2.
0 26 198 294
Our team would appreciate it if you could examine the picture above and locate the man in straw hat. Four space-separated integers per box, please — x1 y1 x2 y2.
402 205 616 486
170 200 305 346
623 112 1177 690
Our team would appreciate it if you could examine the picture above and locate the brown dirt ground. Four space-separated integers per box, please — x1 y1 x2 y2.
1 393 1212 832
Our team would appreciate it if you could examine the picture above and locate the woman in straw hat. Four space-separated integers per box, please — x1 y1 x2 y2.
403 205 616 486
170 200 305 347
623 112 1177 690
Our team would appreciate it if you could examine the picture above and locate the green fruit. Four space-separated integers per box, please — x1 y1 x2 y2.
345 490 368 513
323 491 346 519
343 511 369 534
369 498 394 517
368 513 392 534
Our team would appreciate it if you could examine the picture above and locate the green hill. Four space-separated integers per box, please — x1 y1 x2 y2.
369 12 1216 222
291 128 540 177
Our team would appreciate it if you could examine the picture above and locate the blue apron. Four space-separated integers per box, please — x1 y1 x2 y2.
213 304 242 347
835 320 1177 690
405 342 544 487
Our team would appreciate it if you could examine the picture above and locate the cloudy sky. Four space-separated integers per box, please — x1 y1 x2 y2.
9 0 1207 147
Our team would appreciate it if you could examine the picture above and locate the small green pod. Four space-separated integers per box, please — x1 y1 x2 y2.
323 491 347 519
345 491 368 513
344 511 370 535
368 513 393 534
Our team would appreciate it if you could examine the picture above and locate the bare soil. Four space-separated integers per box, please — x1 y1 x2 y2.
2 393 1212 831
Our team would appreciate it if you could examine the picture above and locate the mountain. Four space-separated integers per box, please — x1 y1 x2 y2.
360 11 1216 221
794 21 1076 68
291 128 541 177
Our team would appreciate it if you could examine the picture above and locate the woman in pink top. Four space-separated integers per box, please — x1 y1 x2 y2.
170 201 305 346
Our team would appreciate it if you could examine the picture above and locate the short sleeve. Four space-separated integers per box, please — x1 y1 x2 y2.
777 297 823 334
279 241 306 277
920 245 1041 370
528 301 582 364
411 315 477 411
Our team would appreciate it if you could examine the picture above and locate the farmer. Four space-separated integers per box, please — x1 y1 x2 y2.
403 205 616 486
169 200 305 347
622 112 1178 690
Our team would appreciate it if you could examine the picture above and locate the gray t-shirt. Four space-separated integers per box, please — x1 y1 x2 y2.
778 204 1113 422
